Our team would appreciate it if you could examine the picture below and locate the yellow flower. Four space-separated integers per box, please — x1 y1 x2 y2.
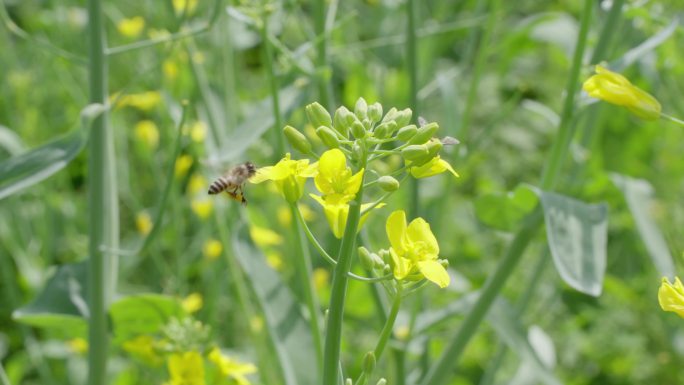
134 120 160 149
312 267 330 291
173 0 198 15
310 195 384 239
266 251 284 271
166 351 205 385
115 91 162 111
175 155 193 178
189 121 207 143
123 335 162 366
191 199 213 219
249 226 284 247
182 293 203 314
67 338 88 354
659 277 684 318
117 16 145 38
188 174 207 195
250 153 317 203
583 65 661 120
409 156 459 179
249 316 264 333
208 348 257 385
203 239 223 260
314 149 364 203
136 212 153 235
386 210 449 288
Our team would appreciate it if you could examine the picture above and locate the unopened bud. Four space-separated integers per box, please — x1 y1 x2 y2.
345 379 352 385
363 351 376 375
350 121 366 139
401 144 429 161
394 108 412 127
305 102 332 129
368 102 383 123
316 126 340 149
354 97 368 120
376 379 387 385
395 124 417 142
412 139 443 166
381 107 398 124
378 175 400 191
408 122 439 145
333 106 354 137
283 125 312 154
351 142 365 162
358 247 376 270
373 121 397 139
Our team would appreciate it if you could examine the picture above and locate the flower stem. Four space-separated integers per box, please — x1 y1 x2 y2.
322 159 367 385
261 18 285 157
406 0 420 219
290 203 324 369
661 113 684 127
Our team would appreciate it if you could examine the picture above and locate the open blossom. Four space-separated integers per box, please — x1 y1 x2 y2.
250 153 317 203
165 351 205 385
314 149 364 203
659 277 684 319
386 210 449 288
208 348 257 385
409 156 459 179
583 65 661 120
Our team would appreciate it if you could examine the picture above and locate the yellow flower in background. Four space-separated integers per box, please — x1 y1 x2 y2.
191 199 213 219
266 251 284 271
173 0 198 15
188 174 207 195
189 121 207 143
136 212 153 235
310 195 384 239
277 203 316 227
314 149 364 203
114 91 162 111
203 239 223 260
393 325 410 341
409 156 459 179
117 16 145 38
123 335 162 366
134 120 160 149
250 153 317 203
583 65 661 120
312 267 330 291
163 59 180 80
175 155 193 178
67 338 88 354
166 351 205 385
386 210 449 288
208 348 257 385
182 293 204 314
249 316 264 333
659 277 684 318
249 225 284 247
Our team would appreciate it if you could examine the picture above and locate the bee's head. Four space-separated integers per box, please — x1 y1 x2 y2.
245 161 256 175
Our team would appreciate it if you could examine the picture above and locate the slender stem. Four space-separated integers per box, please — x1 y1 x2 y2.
322 158 367 385
261 19 285 157
661 113 684 127
355 285 403 385
314 0 333 110
87 0 118 383
290 203 324 369
406 0 420 219
420 2 594 384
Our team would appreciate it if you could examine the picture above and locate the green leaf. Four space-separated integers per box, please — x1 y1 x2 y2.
12 262 88 339
540 192 608 297
474 184 539 231
110 294 186 344
610 174 674 278
233 228 319 385
0 104 105 201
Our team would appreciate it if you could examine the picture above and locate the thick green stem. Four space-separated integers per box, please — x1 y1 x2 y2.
87 0 118 383
322 160 367 385
419 1 594 384
261 20 285 157
406 0 420 219
290 203 324 369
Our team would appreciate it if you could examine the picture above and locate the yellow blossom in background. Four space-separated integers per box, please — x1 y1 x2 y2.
249 316 264 333
203 239 223 260
249 225 284 247
136 212 153 235
163 59 180 80
266 251 283 271
117 16 145 38
191 199 213 219
312 267 330 291
386 210 449 288
409 156 459 179
315 149 364 203
182 293 203 314
208 347 257 385
188 121 207 143
188 174 207 195
115 91 162 111
166 351 205 385
659 277 684 318
175 155 193 178
250 153 318 203
123 335 162 366
134 120 160 149
583 65 661 120
394 325 410 341
67 338 88 354
277 203 317 227
173 0 198 15
310 195 384 239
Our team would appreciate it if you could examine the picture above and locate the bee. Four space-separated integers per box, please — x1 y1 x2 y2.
208 162 257 204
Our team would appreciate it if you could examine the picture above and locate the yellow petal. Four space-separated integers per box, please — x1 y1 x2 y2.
344 168 365 196
249 166 274 183
410 157 459 179
390 248 411 280
417 260 450 288
659 277 684 318
319 149 346 177
386 210 407 254
311 194 346 238
406 218 439 256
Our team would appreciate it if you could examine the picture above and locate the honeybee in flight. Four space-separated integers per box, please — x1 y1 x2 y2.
208 162 257 204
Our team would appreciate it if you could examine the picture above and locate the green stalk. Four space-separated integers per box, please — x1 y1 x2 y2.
355 285 403 385
314 0 333 110
406 0 419 219
289 203 324 369
322 158 367 385
419 1 594 384
87 0 118 383
261 19 285 157
0 362 9 385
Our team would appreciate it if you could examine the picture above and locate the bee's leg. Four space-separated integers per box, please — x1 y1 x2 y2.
237 185 248 205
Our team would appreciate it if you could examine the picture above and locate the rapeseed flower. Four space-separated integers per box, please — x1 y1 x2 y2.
66 338 88 354
135 212 153 235
203 239 222 260
314 149 364 203
173 0 198 15
386 210 449 288
165 351 205 385
191 199 213 219
117 16 144 38
249 225 284 247
208 348 257 385
182 293 203 314
409 156 459 179
659 276 684 319
114 91 162 111
122 335 162 366
310 195 383 239
175 155 193 178
583 65 661 120
134 120 160 149
250 153 317 203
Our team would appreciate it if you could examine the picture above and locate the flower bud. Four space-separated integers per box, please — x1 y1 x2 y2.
376 379 387 385
368 102 383 123
363 118 373 131
395 124 417 142
333 106 354 137
377 175 400 191
351 141 365 163
363 351 376 375
394 108 412 127
401 144 429 161
408 122 439 145
350 121 366 139
411 139 443 166
373 121 397 139
316 126 341 149
305 102 332 129
358 247 376 270
345 379 352 385
283 125 312 154
354 97 368 120
381 107 398 124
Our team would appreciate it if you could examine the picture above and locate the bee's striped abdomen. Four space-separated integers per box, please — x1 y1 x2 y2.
208 176 231 194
